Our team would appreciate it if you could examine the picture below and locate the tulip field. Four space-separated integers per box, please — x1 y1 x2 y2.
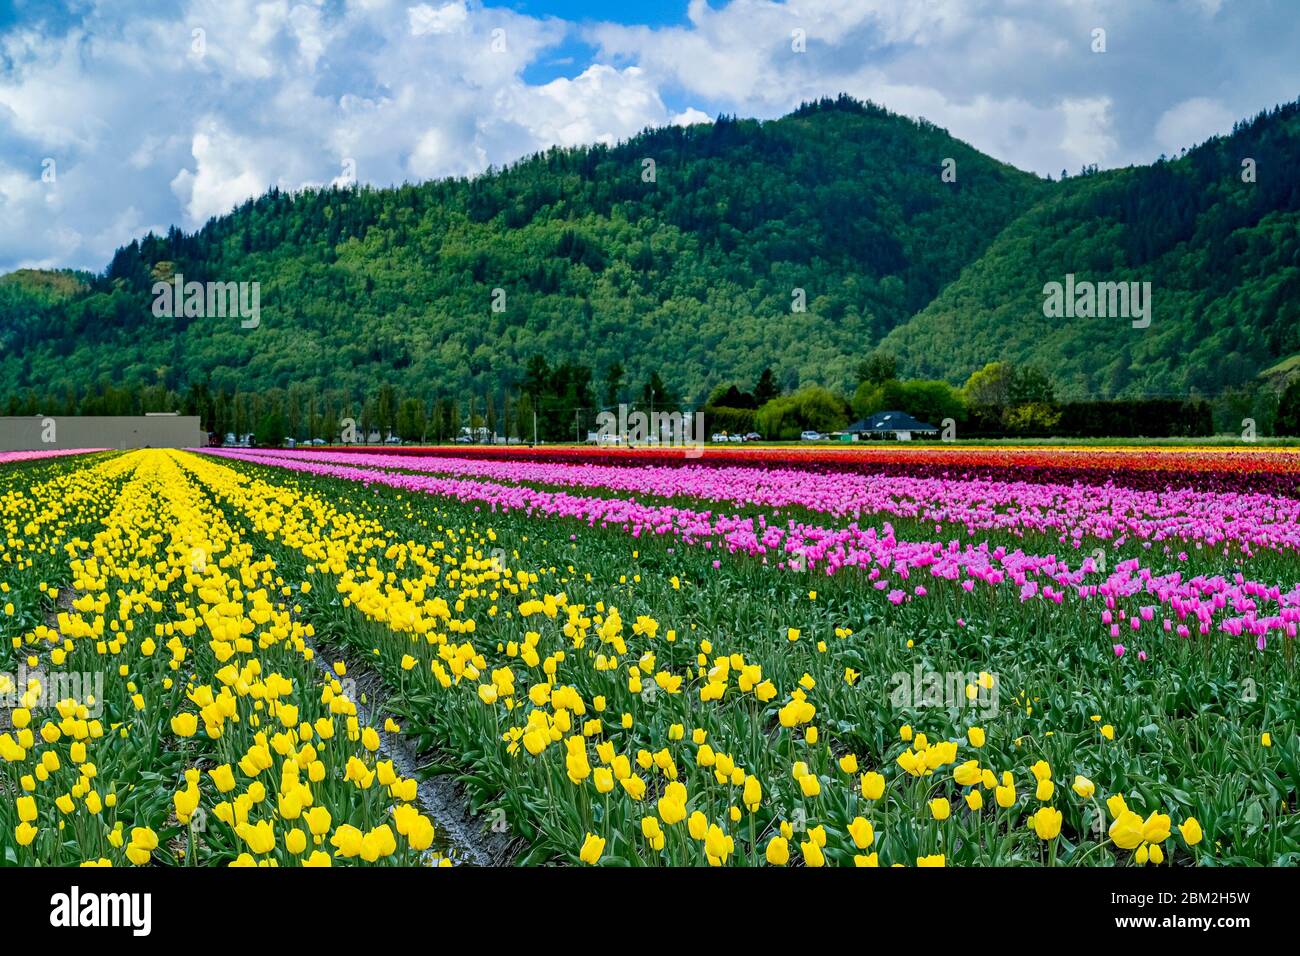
2 445 1297 867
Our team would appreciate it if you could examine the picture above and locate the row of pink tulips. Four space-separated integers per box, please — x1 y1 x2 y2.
0 448 104 464
205 448 1300 653
233 448 1300 559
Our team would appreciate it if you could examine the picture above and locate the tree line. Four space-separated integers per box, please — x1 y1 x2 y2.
7 348 1299 442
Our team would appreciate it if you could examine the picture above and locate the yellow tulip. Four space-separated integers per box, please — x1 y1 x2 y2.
641 816 665 851
860 771 885 800
800 838 825 867
1033 806 1062 840
1109 810 1145 850
847 816 874 849
579 832 605 865
170 713 198 737
765 836 790 865
331 824 364 858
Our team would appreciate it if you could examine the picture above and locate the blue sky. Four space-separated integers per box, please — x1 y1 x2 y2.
2 0 1299 273
493 1 695 27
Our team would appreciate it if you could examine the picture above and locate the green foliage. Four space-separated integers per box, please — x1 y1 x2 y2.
703 406 756 436
852 378 964 426
885 100 1300 398
1003 401 1062 435
1274 380 1300 436
753 368 780 406
963 361 1013 406
1054 400 1213 438
702 379 762 435
520 354 596 441
0 97 1042 409
856 349 898 385
397 397 428 441
6 95 1300 419
755 386 850 439
253 408 286 447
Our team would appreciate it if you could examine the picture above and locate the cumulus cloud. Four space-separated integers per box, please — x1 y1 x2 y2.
170 122 277 224
0 0 1298 272
408 2 470 37
672 107 712 127
1155 97 1237 157
585 0 1299 174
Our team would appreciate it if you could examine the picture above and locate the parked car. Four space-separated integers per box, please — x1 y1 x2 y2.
711 433 727 443
744 432 761 442
384 436 402 445
728 434 744 442
800 430 824 442
454 435 473 443
310 438 326 445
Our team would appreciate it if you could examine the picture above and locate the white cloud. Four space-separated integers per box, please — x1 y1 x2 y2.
1060 97 1117 169
1155 97 1236 156
408 2 469 37
672 107 712 127
584 0 1299 177
170 123 274 224
513 65 672 148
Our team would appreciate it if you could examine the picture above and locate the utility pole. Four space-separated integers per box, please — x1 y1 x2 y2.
575 409 581 444
649 387 655 444
532 410 537 446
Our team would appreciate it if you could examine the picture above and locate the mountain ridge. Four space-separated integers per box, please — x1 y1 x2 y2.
2 94 1298 412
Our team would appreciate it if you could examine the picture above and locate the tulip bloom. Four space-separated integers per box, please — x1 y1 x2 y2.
765 836 790 865
170 713 198 737
641 817 665 851
705 825 734 866
1033 806 1062 840
860 772 885 800
408 816 436 851
579 832 605 865
1108 810 1145 850
800 838 825 867
331 824 364 858
847 817 874 849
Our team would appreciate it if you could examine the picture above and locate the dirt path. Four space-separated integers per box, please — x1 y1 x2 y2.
303 637 521 867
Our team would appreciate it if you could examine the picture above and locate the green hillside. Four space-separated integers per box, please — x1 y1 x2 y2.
882 101 1300 399
0 96 1043 410
4 95 1300 417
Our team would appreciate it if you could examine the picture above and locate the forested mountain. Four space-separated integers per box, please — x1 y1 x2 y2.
0 96 1042 410
882 100 1300 399
3 94 1299 417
